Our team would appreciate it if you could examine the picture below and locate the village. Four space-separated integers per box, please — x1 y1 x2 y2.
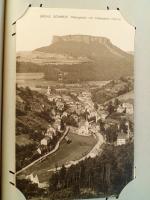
16 82 134 191
36 85 133 156
14 18 135 198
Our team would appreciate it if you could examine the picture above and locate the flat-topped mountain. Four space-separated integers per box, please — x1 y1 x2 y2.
17 35 134 81
52 35 111 45
36 35 130 59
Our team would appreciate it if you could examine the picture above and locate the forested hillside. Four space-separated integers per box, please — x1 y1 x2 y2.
92 76 133 104
48 143 133 199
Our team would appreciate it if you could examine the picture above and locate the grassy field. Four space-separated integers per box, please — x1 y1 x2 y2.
16 134 34 146
117 90 134 104
105 90 134 105
19 132 96 182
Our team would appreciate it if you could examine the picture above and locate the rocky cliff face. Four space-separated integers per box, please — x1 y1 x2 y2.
36 35 130 59
52 35 111 45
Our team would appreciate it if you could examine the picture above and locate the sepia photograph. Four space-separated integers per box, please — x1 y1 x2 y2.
15 8 135 200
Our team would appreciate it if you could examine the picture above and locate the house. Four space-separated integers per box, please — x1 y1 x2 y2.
104 123 110 130
26 173 49 189
46 86 51 96
41 136 51 146
116 104 125 113
37 147 42 154
30 102 43 113
52 120 61 132
48 96 54 102
99 110 109 120
61 111 68 118
122 103 134 114
26 173 39 184
56 101 65 111
125 121 132 138
50 108 56 117
16 95 26 112
16 101 26 112
88 111 98 122
71 114 79 123
78 120 90 136
46 125 56 137
89 124 100 136
116 133 127 146
62 95 72 102
67 106 75 114
38 182 49 189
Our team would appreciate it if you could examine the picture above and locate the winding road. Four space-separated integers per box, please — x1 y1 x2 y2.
17 90 104 177
16 127 70 175
48 130 104 172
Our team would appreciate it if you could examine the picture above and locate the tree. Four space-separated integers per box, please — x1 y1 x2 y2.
60 165 66 179
16 178 44 199
94 103 99 110
114 98 120 108
107 101 115 115
48 143 134 199
105 125 118 143
49 173 59 192
98 119 105 132
72 183 80 197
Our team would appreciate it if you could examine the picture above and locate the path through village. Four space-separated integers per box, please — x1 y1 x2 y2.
16 89 104 177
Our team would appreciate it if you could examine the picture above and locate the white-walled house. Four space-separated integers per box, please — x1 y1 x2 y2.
46 86 51 96
78 120 90 136
26 173 48 188
41 136 51 146
117 133 127 146
26 173 39 185
37 148 42 154
117 104 125 113
122 103 134 114
45 125 56 138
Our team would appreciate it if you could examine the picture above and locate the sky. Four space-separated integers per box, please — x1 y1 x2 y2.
16 8 135 52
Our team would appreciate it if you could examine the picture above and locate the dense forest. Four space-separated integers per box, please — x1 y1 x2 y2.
17 61 133 83
16 178 46 199
48 143 133 199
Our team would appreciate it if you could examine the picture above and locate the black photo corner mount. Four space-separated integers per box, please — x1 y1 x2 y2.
9 170 15 175
134 166 137 179
9 170 15 187
9 181 15 186
12 33 16 36
12 3 44 27
12 21 16 25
